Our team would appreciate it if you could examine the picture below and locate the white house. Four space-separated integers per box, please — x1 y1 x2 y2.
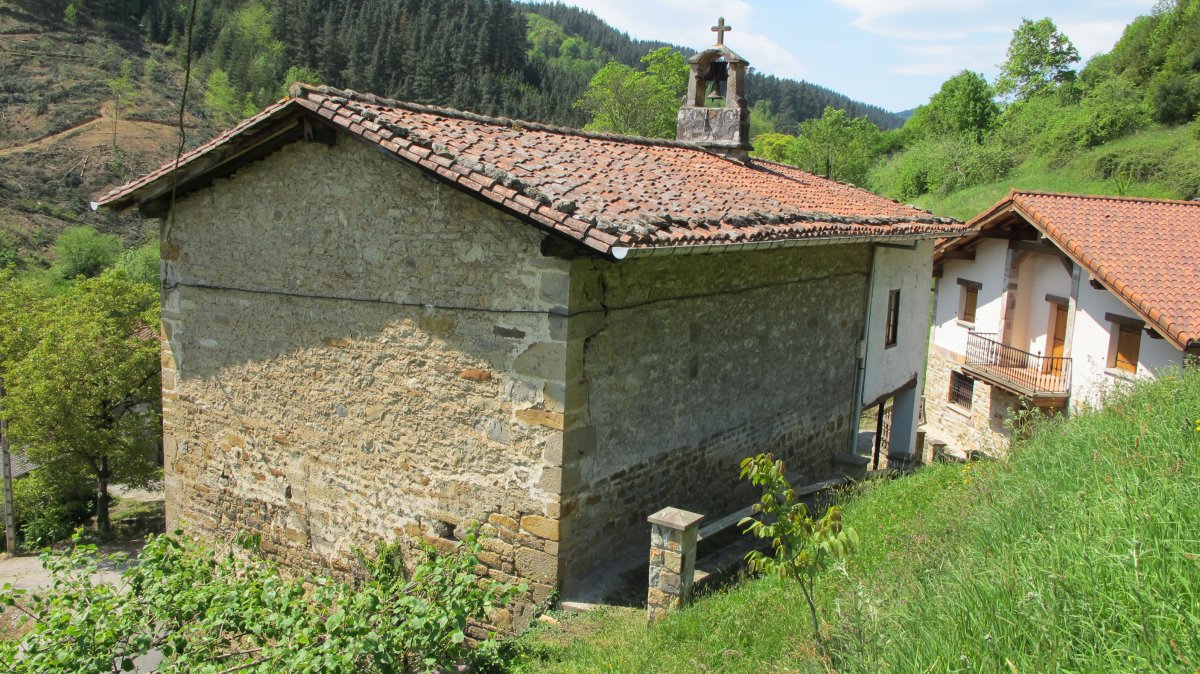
924 191 1200 455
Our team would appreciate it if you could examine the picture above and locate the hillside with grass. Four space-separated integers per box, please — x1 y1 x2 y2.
508 366 1200 672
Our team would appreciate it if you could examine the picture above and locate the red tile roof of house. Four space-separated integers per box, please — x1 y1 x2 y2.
950 190 1200 350
95 84 965 257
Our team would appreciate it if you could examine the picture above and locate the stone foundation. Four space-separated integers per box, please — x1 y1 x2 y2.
922 345 1014 456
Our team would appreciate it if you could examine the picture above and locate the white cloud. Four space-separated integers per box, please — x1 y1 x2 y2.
824 0 1156 86
556 0 806 78
1057 19 1134 59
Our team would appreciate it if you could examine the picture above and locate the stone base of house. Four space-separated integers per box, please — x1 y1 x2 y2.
923 345 1015 458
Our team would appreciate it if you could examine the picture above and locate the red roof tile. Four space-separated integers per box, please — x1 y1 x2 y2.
950 190 1200 349
95 84 966 256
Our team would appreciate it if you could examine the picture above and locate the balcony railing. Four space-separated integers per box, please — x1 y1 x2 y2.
964 332 1071 399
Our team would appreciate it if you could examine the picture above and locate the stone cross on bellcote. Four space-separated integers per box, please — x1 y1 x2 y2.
711 17 731 45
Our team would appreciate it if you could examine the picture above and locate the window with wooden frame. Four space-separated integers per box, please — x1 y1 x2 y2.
1106 313 1143 374
957 279 981 325
948 371 974 409
884 289 901 348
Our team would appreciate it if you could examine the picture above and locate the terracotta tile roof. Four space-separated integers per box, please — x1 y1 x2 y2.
955 190 1200 349
96 84 965 257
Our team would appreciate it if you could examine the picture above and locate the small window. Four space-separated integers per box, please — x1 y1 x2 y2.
1110 323 1141 373
957 279 981 325
949 371 974 410
884 289 901 348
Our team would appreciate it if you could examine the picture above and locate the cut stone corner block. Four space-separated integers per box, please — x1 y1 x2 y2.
646 507 704 622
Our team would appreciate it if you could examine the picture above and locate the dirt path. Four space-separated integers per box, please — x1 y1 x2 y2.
0 115 102 157
0 101 184 158
0 540 142 591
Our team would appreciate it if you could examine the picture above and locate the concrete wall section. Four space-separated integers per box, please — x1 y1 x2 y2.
161 139 567 622
1069 280 1183 409
559 245 871 591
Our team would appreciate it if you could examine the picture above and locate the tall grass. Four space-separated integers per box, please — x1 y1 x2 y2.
831 369 1200 671
512 368 1200 673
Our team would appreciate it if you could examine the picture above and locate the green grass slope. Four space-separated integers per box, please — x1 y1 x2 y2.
511 368 1200 672
910 125 1200 221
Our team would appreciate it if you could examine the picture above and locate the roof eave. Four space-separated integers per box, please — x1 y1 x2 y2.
94 100 312 216
613 229 951 259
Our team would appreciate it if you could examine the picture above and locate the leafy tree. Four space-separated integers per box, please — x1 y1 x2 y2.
116 240 160 287
575 47 687 138
203 69 240 127
280 64 322 97
51 226 121 280
907 70 998 141
995 18 1081 101
739 454 857 652
793 106 882 185
640 47 688 100
105 59 136 149
0 269 161 535
752 133 800 164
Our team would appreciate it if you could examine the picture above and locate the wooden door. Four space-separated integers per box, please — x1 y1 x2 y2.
1045 303 1068 374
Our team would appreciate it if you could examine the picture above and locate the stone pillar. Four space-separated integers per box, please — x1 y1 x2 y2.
646 507 704 622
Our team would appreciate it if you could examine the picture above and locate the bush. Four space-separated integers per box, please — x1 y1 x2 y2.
1152 73 1200 125
1092 133 1200 199
51 226 121 280
0 230 19 270
116 239 160 287
11 471 93 552
874 135 1014 200
1162 142 1200 198
1072 76 1151 147
0 527 521 673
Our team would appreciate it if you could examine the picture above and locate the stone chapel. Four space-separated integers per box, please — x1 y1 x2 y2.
96 28 965 623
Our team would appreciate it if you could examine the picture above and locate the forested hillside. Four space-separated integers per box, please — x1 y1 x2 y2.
0 0 905 269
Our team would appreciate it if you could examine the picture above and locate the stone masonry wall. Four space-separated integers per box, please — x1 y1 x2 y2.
160 138 569 625
557 245 871 590
923 344 1013 456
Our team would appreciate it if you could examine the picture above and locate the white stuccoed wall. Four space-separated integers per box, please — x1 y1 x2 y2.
862 239 936 456
863 240 935 405
931 238 1009 354
1069 280 1183 409
1010 253 1073 356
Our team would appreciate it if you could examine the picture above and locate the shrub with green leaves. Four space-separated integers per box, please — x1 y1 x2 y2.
872 134 1014 200
739 454 857 651
116 239 160 287
12 472 94 551
51 226 122 280
0 527 520 673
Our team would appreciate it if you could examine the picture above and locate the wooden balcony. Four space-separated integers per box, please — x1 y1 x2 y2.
963 332 1071 402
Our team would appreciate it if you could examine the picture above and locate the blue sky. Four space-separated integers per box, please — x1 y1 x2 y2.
560 0 1159 113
